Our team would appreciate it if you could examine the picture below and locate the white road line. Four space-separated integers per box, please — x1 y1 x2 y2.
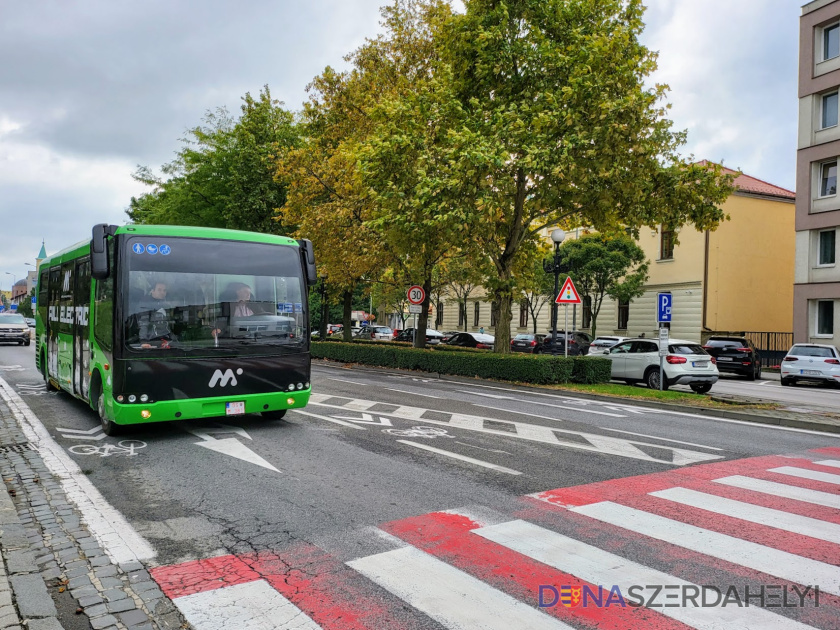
455 441 511 455
457 389 514 399
598 428 724 450
173 579 321 630
768 466 840 485
325 377 368 386
384 388 442 399
470 404 566 423
396 440 522 475
650 486 840 544
0 377 156 564
814 459 840 469
571 501 840 596
292 409 366 430
714 475 840 509
347 546 569 630
520 399 625 417
476 520 814 630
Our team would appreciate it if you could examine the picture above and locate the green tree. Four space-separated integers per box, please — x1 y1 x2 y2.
128 87 298 234
521 253 555 335
436 0 733 352
559 233 649 339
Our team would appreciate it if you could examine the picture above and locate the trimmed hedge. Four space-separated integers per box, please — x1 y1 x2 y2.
571 356 614 384
311 341 611 385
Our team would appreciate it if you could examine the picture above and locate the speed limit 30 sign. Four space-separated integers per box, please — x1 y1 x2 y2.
407 285 426 305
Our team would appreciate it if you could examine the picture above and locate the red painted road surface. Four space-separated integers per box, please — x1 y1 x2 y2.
151 448 840 629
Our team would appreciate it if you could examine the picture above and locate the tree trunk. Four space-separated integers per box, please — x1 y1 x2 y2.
492 273 514 354
342 290 353 341
414 276 433 349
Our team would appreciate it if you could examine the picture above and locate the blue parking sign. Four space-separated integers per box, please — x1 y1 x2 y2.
657 293 672 323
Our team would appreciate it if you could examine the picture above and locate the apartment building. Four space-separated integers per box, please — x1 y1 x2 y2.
797 0 840 347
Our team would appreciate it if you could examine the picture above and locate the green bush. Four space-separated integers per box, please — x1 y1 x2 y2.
571 356 613 384
311 341 613 384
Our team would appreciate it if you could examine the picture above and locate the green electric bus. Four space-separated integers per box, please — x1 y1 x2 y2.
35 224 317 435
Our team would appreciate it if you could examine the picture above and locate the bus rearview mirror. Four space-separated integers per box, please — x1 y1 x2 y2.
298 239 317 285
91 224 116 280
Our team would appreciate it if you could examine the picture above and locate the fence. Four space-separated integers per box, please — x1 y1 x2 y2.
742 331 794 368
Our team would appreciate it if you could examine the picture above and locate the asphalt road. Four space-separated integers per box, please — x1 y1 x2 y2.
1 342 839 629
705 373 840 409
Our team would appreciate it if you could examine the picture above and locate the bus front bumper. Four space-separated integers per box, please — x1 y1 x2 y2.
110 389 312 425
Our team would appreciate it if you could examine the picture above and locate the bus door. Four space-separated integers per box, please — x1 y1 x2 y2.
57 261 75 390
73 258 91 398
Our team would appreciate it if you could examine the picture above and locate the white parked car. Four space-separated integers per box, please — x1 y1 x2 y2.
588 335 629 354
780 344 840 387
368 326 394 340
603 338 719 393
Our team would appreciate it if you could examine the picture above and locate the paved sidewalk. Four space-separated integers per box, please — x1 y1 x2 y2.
0 387 188 630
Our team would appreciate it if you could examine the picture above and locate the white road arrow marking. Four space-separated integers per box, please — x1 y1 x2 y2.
0 365 25 372
193 437 280 473
57 427 108 441
333 413 393 426
187 423 251 441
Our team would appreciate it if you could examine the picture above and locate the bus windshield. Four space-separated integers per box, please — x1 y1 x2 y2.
123 236 306 355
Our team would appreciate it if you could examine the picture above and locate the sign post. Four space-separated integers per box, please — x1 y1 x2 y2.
407 285 426 339
555 277 582 358
657 293 672 391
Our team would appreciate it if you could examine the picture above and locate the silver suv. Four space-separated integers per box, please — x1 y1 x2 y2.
0 314 31 346
603 338 719 393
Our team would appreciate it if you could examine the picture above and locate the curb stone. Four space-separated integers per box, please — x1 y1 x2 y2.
0 390 190 630
313 359 840 434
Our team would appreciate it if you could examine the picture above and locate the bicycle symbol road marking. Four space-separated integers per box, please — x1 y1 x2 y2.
382 426 454 439
68 440 147 457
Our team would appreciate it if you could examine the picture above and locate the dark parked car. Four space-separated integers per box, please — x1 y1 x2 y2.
445 332 495 350
394 328 445 344
702 336 761 380
440 331 461 343
537 331 592 356
510 333 546 353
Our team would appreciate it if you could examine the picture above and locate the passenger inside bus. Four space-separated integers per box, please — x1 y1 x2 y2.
135 280 176 348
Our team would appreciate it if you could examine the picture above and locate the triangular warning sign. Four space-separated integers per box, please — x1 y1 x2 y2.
555 276 582 304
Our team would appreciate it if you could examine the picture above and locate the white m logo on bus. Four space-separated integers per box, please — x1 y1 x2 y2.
209 368 244 388
62 271 71 292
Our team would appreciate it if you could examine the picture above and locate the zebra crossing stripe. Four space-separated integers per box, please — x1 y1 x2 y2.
173 579 322 630
347 546 571 630
812 460 840 469
769 466 840 486
649 486 840 545
714 475 840 509
475 519 815 630
570 501 840 597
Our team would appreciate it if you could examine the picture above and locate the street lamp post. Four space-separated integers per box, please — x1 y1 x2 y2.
542 229 566 350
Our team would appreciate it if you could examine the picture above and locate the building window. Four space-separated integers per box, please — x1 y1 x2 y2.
817 300 835 336
458 302 465 327
823 92 839 129
582 296 592 329
435 301 443 327
826 24 840 61
519 300 528 328
660 229 675 260
819 230 837 265
821 161 837 197
490 301 499 327
617 299 629 330
473 302 480 327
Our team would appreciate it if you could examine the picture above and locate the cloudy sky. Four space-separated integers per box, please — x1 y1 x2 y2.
0 0 800 293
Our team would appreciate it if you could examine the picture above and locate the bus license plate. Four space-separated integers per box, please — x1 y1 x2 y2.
225 401 246 416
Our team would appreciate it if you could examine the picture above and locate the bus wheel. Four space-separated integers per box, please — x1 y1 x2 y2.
97 392 121 436
262 410 287 420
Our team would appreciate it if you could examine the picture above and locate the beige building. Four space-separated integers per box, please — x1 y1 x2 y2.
437 167 795 348
795 0 840 348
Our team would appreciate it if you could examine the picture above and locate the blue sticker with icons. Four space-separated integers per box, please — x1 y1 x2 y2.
294 303 302 312
146 244 158 255
132 243 145 254
159 244 171 255
284 303 294 313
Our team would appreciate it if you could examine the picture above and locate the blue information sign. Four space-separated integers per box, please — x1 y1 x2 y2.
657 293 672 323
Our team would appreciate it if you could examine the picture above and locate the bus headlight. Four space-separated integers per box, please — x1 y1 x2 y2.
140 394 149 403
128 395 137 403
296 383 303 390
287 384 295 391
304 382 310 389
117 395 124 402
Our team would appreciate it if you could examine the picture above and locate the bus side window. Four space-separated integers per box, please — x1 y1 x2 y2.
94 260 114 352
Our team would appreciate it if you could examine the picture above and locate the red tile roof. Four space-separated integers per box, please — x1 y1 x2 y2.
695 160 795 200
